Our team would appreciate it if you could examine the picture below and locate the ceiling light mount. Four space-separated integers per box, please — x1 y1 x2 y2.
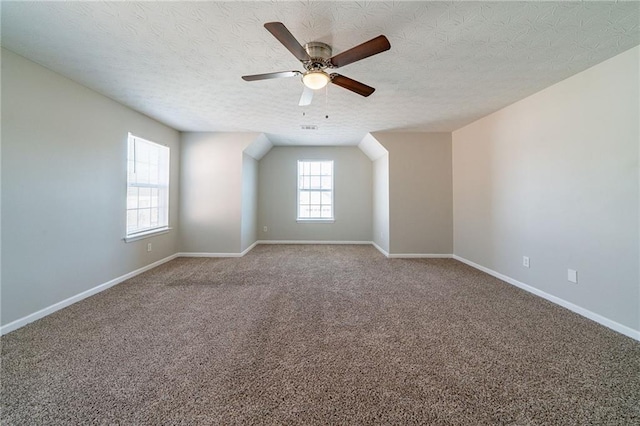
302 70 331 90
304 41 332 67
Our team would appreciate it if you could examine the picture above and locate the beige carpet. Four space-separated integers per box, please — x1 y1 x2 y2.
2 244 639 425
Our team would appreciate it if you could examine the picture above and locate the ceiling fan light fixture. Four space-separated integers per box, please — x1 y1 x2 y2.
302 71 330 90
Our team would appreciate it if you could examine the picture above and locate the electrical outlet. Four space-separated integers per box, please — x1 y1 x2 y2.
568 269 578 283
147 243 152 252
522 256 530 268
263 226 268 232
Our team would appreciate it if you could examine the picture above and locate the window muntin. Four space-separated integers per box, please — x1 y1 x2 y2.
297 160 333 220
126 134 170 237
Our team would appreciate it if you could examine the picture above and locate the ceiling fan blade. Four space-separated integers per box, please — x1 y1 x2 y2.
329 35 390 68
299 86 314 106
242 71 301 81
330 74 375 97
264 22 310 62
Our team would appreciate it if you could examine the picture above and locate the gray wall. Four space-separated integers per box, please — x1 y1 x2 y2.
452 46 639 332
1 49 181 326
258 146 372 242
179 132 259 254
373 132 453 255
372 154 390 252
241 153 258 251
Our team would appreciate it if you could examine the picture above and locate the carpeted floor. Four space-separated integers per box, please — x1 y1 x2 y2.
1 244 639 425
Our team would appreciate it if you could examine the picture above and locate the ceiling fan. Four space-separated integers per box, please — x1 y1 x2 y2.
242 22 391 106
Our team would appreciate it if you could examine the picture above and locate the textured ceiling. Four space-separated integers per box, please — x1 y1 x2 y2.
2 1 639 146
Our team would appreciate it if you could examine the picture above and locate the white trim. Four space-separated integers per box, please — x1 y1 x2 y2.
240 241 259 256
177 241 260 258
453 255 640 342
124 227 172 243
0 253 179 336
297 159 334 222
126 133 170 238
177 252 244 258
256 240 372 245
388 253 453 259
371 242 390 257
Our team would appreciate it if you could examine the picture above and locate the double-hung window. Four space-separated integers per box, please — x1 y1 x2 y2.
297 160 334 221
126 133 170 240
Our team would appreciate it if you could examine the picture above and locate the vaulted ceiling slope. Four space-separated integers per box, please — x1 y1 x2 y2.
2 1 639 146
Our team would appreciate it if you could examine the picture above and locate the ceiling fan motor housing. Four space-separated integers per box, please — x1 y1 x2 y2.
304 42 332 70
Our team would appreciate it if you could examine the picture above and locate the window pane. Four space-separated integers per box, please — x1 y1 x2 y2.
310 162 321 175
149 149 159 165
303 161 310 175
299 206 310 218
138 208 151 229
321 176 332 189
150 208 159 226
299 191 310 204
321 206 332 218
149 163 159 184
309 205 321 217
127 210 138 232
310 191 321 204
139 187 151 208
321 161 332 175
310 176 321 189
302 176 310 189
321 191 332 204
137 162 150 184
127 187 139 209
137 141 150 165
150 188 159 208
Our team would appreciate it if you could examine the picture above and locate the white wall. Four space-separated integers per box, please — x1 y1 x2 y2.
179 132 259 254
241 153 258 252
359 134 390 253
372 132 453 255
452 46 639 333
258 146 372 242
372 154 390 253
1 49 181 326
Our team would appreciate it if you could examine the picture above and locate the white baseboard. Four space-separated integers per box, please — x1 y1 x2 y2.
371 242 390 257
241 241 259 256
0 253 179 336
176 240 373 258
257 240 372 245
177 241 259 258
388 253 453 259
453 255 640 342
12 247 634 342
255 241 450 259
177 252 243 258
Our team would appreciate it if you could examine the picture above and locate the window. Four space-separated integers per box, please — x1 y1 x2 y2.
297 160 333 221
126 133 170 240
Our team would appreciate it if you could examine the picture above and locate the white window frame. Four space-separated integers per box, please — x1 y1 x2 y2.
297 160 335 223
125 133 171 242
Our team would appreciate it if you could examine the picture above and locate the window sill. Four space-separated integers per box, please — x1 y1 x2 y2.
124 227 172 243
296 219 335 223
